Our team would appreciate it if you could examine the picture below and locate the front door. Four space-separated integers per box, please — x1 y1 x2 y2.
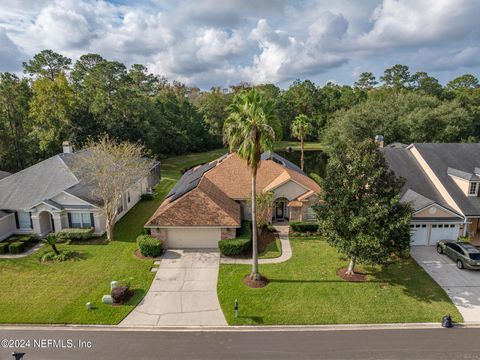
275 201 284 219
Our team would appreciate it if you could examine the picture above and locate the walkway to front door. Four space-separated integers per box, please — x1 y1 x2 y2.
121 250 227 327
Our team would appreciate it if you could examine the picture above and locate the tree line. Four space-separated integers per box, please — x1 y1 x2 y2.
1 50 479 172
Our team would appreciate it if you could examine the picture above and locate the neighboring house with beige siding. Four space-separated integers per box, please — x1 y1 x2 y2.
146 151 320 249
0 142 160 241
382 142 480 246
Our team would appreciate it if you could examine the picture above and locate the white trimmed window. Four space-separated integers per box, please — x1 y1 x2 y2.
69 213 92 229
469 182 478 196
306 206 316 220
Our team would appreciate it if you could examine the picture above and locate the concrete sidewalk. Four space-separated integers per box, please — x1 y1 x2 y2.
221 225 292 265
121 250 227 327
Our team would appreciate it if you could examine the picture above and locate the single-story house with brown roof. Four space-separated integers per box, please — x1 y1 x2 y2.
145 151 320 248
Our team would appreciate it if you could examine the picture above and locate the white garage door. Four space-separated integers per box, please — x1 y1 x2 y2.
166 228 221 249
430 224 459 245
410 224 428 245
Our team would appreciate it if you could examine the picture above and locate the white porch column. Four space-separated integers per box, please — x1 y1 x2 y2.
52 213 63 233
30 213 42 237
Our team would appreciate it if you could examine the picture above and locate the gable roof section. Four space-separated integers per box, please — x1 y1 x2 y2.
447 167 480 181
0 156 79 210
146 177 241 227
413 143 480 216
381 143 457 213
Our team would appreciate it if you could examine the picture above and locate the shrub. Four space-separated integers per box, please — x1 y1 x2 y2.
111 285 131 304
219 221 252 256
136 235 162 257
9 242 25 254
290 221 319 233
18 235 36 246
141 193 154 201
41 249 77 263
56 228 94 242
0 242 9 254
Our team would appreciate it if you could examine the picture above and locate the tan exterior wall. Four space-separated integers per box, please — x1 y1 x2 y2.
288 196 318 222
273 181 308 201
151 228 168 242
221 228 236 240
51 192 92 206
451 176 470 195
468 218 479 236
414 205 457 218
409 146 462 214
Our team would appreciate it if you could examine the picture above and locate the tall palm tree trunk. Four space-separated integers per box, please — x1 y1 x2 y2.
300 136 305 171
251 172 260 280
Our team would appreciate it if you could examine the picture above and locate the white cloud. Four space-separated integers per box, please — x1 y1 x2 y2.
0 27 26 71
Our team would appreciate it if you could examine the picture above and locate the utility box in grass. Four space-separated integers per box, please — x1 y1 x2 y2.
110 281 118 290
102 295 113 304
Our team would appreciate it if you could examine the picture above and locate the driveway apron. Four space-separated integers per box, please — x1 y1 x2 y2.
411 246 480 322
121 250 227 326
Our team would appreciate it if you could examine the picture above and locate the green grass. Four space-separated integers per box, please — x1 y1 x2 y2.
218 235 462 325
259 238 282 259
274 141 323 151
0 179 175 324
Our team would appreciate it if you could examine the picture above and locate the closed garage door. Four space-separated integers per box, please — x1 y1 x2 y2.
411 224 428 245
167 228 221 249
430 224 459 245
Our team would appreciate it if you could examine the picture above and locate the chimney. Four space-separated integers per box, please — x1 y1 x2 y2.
374 135 384 148
62 141 73 154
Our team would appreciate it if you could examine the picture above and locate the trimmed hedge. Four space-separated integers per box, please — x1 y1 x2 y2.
219 221 252 256
290 221 319 233
9 242 25 254
141 193 154 201
41 249 77 263
17 235 36 245
0 242 9 254
56 228 94 242
136 235 162 257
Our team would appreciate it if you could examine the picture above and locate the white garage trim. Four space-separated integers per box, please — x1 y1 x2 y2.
410 221 463 246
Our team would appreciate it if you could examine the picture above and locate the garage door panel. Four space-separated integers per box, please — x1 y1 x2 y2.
411 224 428 246
167 228 221 249
430 224 459 245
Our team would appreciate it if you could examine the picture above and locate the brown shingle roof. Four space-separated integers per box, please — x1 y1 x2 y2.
146 177 241 227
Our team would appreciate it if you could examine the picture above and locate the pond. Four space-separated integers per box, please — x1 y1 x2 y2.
276 149 328 178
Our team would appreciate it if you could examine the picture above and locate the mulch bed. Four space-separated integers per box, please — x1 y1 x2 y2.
243 274 269 288
336 267 368 282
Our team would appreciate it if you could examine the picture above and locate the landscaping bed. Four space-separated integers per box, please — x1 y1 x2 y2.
218 235 462 325
0 235 39 255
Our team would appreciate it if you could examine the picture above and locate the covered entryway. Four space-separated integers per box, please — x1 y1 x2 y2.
273 198 288 222
38 211 54 237
166 228 221 249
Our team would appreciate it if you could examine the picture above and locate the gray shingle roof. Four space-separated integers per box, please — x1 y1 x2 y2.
447 167 480 181
414 143 480 216
381 143 459 215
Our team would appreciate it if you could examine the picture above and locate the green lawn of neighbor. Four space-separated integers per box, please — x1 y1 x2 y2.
218 235 462 325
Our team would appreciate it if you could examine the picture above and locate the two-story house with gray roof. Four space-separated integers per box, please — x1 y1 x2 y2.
382 142 480 246
0 142 160 241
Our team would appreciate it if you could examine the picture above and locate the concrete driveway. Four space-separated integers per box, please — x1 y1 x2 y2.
411 246 480 322
121 249 227 327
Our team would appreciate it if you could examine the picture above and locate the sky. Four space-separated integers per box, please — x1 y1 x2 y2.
0 0 479 89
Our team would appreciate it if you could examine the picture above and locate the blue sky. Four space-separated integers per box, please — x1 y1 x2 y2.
0 0 479 89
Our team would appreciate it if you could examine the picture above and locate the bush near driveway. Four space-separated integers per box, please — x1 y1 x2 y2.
290 221 319 233
136 235 162 257
218 235 462 325
219 221 251 256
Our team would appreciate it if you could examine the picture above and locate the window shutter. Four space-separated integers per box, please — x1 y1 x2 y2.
14 212 19 229
90 213 95 229
29 212 33 229
68 213 72 228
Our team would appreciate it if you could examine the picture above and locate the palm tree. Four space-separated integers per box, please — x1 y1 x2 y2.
291 114 312 171
43 234 60 255
224 89 276 281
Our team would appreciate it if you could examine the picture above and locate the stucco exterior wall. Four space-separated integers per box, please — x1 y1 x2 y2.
414 205 458 218
450 176 470 195
273 181 308 201
51 192 92 206
0 214 15 241
151 228 168 241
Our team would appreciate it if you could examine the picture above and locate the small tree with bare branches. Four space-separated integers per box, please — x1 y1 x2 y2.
72 135 152 241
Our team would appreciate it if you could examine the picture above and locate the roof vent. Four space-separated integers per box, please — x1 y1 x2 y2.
62 141 73 154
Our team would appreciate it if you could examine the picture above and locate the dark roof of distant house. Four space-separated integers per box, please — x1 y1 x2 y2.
381 143 459 214
0 151 158 210
0 171 11 180
261 151 304 174
413 143 480 216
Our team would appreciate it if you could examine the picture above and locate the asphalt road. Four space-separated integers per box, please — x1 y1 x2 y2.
0 327 480 360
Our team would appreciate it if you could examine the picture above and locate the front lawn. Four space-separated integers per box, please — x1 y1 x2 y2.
0 179 175 324
218 235 462 325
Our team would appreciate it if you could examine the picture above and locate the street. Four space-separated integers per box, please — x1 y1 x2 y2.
0 326 480 360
